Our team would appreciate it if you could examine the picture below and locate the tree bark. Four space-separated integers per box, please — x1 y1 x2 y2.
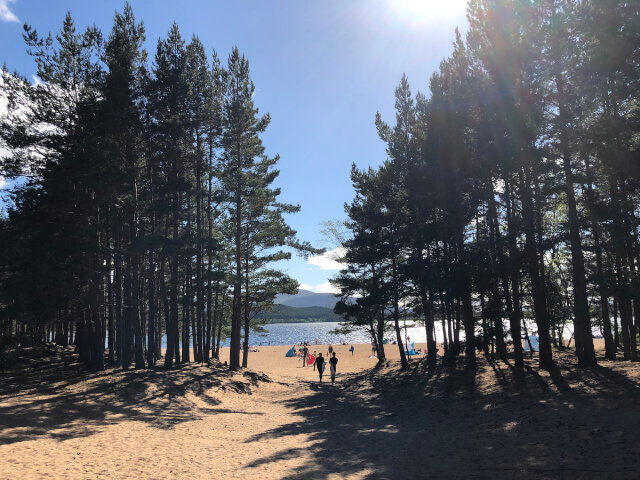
584 155 615 360
518 166 553 369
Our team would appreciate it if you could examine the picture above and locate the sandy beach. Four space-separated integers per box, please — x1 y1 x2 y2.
2 340 640 479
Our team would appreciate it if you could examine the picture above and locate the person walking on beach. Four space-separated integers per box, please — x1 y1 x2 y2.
328 344 333 357
314 353 325 382
329 352 338 384
349 345 354 356
302 345 309 367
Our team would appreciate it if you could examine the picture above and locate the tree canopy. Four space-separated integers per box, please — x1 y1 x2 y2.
332 0 640 371
0 3 314 371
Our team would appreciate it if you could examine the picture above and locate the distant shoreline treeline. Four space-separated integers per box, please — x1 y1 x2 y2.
256 306 341 324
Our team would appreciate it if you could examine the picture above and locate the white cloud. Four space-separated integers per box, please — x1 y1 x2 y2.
298 282 339 294
313 282 339 294
307 247 344 271
0 176 6 189
0 0 18 23
297 281 340 294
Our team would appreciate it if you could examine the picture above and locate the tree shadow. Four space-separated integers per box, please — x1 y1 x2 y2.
0 345 270 445
244 350 640 479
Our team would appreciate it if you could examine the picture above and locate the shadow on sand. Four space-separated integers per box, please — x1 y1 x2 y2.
0 345 270 445
245 350 640 479
2 345 640 479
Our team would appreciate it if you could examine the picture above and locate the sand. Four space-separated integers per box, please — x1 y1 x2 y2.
1 340 640 479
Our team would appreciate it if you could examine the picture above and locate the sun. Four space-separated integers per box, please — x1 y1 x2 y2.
393 0 468 21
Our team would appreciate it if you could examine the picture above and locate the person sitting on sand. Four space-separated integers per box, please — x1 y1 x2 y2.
329 352 338 384
313 353 325 382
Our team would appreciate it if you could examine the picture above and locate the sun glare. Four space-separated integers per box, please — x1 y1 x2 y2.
393 0 468 21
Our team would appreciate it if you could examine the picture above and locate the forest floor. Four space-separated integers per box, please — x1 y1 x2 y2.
1 342 640 479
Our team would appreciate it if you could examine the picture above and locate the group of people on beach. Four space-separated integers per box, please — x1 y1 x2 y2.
294 343 341 383
312 351 338 383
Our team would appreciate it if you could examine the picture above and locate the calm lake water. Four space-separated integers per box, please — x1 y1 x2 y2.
162 321 446 349
160 320 589 349
249 322 439 346
159 319 595 350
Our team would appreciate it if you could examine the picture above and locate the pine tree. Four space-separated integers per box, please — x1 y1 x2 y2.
149 23 191 369
220 47 317 370
103 2 148 369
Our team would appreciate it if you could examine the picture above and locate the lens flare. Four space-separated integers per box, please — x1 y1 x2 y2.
393 0 468 21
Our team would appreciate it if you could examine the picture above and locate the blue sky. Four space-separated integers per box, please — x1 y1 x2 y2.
0 0 468 293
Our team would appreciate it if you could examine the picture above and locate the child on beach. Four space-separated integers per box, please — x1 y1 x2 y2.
329 352 338 384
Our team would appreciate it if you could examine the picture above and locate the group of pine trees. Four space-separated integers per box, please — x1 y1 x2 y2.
334 0 640 371
0 4 314 371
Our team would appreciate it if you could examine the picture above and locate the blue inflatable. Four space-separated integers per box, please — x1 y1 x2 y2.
524 336 539 352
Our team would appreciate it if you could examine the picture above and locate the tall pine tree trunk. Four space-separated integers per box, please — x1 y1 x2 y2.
107 229 115 367
621 180 638 362
132 249 145 368
557 116 596 365
242 250 251 368
506 177 524 368
115 214 124 367
182 271 190 363
147 247 156 367
230 139 243 371
196 153 204 363
611 178 634 360
488 188 519 365
518 166 553 369
585 155 615 360
416 245 437 368
458 232 477 369
392 253 408 369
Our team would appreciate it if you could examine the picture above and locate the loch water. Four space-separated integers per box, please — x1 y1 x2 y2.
162 321 444 349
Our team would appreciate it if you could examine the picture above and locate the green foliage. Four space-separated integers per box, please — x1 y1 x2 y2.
335 0 640 369
254 305 341 324
0 5 316 370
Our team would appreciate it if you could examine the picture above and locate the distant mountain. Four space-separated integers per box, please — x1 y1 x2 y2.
275 288 338 309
